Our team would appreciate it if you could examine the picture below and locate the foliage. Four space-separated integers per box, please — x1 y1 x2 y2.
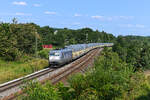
0 23 20 61
0 22 42 61
22 82 61 100
22 49 148 100
113 35 150 69
18 54 33 63
68 49 146 100
38 27 116 48
38 49 50 59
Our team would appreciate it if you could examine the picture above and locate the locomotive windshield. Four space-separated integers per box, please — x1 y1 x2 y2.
50 52 60 56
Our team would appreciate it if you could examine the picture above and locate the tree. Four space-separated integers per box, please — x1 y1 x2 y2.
0 23 20 60
12 18 18 24
0 23 41 61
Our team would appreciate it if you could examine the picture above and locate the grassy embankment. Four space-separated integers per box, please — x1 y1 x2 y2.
0 49 51 84
0 58 48 84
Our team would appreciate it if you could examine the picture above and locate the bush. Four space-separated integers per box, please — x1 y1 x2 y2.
22 82 62 100
38 49 50 59
18 54 33 63
2 48 22 61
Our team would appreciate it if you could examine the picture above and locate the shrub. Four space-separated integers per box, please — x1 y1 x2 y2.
2 48 22 61
38 49 50 59
22 82 62 100
18 54 33 63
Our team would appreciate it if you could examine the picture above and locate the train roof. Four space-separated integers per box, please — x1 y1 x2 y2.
65 43 113 50
50 48 72 53
50 43 114 53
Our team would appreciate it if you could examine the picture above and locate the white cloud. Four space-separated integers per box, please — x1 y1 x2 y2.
91 16 104 20
114 16 134 20
119 24 145 28
72 22 80 25
12 1 27 6
0 13 13 16
0 12 32 16
44 11 57 15
135 24 145 28
33 4 40 7
74 14 82 17
91 15 134 21
16 12 25 15
107 17 113 21
119 24 134 28
15 12 32 16
127 24 134 28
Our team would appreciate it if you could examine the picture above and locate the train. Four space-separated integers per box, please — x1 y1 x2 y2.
49 43 113 67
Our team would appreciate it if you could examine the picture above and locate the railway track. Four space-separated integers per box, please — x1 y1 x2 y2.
0 48 102 100
51 48 101 84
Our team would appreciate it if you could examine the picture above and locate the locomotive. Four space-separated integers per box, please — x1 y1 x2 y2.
49 43 113 67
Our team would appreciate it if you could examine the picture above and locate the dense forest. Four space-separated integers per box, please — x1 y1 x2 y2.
37 26 115 46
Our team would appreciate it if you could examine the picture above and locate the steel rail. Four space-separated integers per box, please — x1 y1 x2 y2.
0 68 55 92
51 48 101 84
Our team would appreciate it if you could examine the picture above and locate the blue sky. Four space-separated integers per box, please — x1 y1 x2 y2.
0 0 150 36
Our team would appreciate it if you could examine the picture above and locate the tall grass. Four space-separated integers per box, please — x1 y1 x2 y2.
0 58 48 84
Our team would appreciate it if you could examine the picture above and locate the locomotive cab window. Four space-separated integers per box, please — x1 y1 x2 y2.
50 52 60 56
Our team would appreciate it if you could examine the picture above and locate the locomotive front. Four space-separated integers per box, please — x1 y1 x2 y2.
49 50 62 65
